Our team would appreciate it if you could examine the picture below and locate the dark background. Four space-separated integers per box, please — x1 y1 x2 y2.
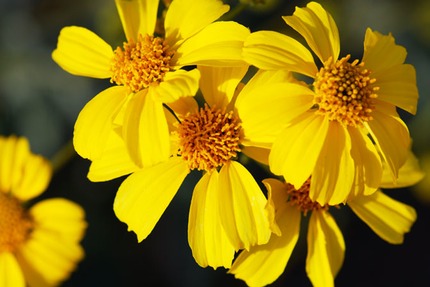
1 0 430 286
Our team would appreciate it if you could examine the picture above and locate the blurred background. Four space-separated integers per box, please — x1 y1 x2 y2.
1 0 429 286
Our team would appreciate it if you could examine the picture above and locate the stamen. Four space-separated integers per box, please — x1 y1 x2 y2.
285 178 330 215
313 55 379 127
111 34 173 92
176 105 243 172
0 193 33 252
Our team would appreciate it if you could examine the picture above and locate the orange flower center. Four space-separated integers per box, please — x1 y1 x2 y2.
313 55 379 127
176 105 243 172
110 34 174 92
0 193 33 253
285 178 329 215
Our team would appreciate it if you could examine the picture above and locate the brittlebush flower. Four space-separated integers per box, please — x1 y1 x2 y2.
0 136 86 287
237 1 418 205
52 0 249 168
108 65 277 269
229 153 423 287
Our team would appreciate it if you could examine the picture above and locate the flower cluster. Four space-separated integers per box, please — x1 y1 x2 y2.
51 0 422 286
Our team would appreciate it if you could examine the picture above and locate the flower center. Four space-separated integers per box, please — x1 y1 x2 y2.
313 55 379 127
111 34 173 92
286 178 329 215
176 105 243 172
0 193 33 253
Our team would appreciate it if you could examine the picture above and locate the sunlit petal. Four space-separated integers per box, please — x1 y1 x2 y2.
52 26 113 78
283 2 340 63
113 157 189 242
348 191 417 244
0 253 25 287
152 69 200 103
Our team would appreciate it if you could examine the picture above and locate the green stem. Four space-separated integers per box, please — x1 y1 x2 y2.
221 2 248 21
50 139 77 173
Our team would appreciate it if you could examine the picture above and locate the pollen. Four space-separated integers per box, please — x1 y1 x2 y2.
0 193 33 253
313 55 379 127
176 105 243 172
110 34 173 92
285 178 329 215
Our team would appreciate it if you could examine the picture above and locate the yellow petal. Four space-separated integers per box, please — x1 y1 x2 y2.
306 211 345 287
115 0 158 41
237 81 314 145
165 0 229 48
0 252 25 287
122 89 171 167
15 229 84 287
198 65 248 108
12 154 52 202
29 198 87 243
113 157 189 242
270 113 329 189
374 64 418 115
362 28 407 73
381 150 425 189
348 190 417 244
241 146 270 166
88 130 139 182
310 121 355 205
348 127 382 197
365 100 410 181
52 26 113 78
0 136 30 194
173 21 249 67
152 69 200 104
283 2 340 63
230 179 301 287
218 161 271 250
188 172 235 269
167 96 199 117
73 86 128 160
243 30 318 77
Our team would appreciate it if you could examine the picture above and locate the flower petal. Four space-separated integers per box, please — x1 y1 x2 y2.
362 28 407 73
173 21 249 67
348 127 382 197
198 65 248 108
241 146 270 166
243 30 318 77
122 89 171 167
374 64 418 115
152 69 200 104
306 211 345 287
113 157 189 242
310 121 355 205
165 0 229 48
218 161 271 250
348 190 417 244
237 79 314 145
0 252 25 287
87 130 139 182
73 86 128 160
380 151 425 189
52 26 113 78
270 113 329 189
365 100 410 181
283 1 340 63
229 179 301 287
188 172 235 269
115 0 158 41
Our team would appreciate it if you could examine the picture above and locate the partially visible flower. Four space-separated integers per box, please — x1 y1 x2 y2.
0 136 86 287
229 152 422 287
52 0 250 168
237 1 419 205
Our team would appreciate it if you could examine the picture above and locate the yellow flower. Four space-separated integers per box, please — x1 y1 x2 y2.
52 0 250 168
237 1 418 205
229 152 422 287
107 66 276 269
0 136 86 287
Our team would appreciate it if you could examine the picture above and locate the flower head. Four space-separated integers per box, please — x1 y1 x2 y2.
0 136 86 287
52 0 250 168
237 1 418 205
229 152 422 287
